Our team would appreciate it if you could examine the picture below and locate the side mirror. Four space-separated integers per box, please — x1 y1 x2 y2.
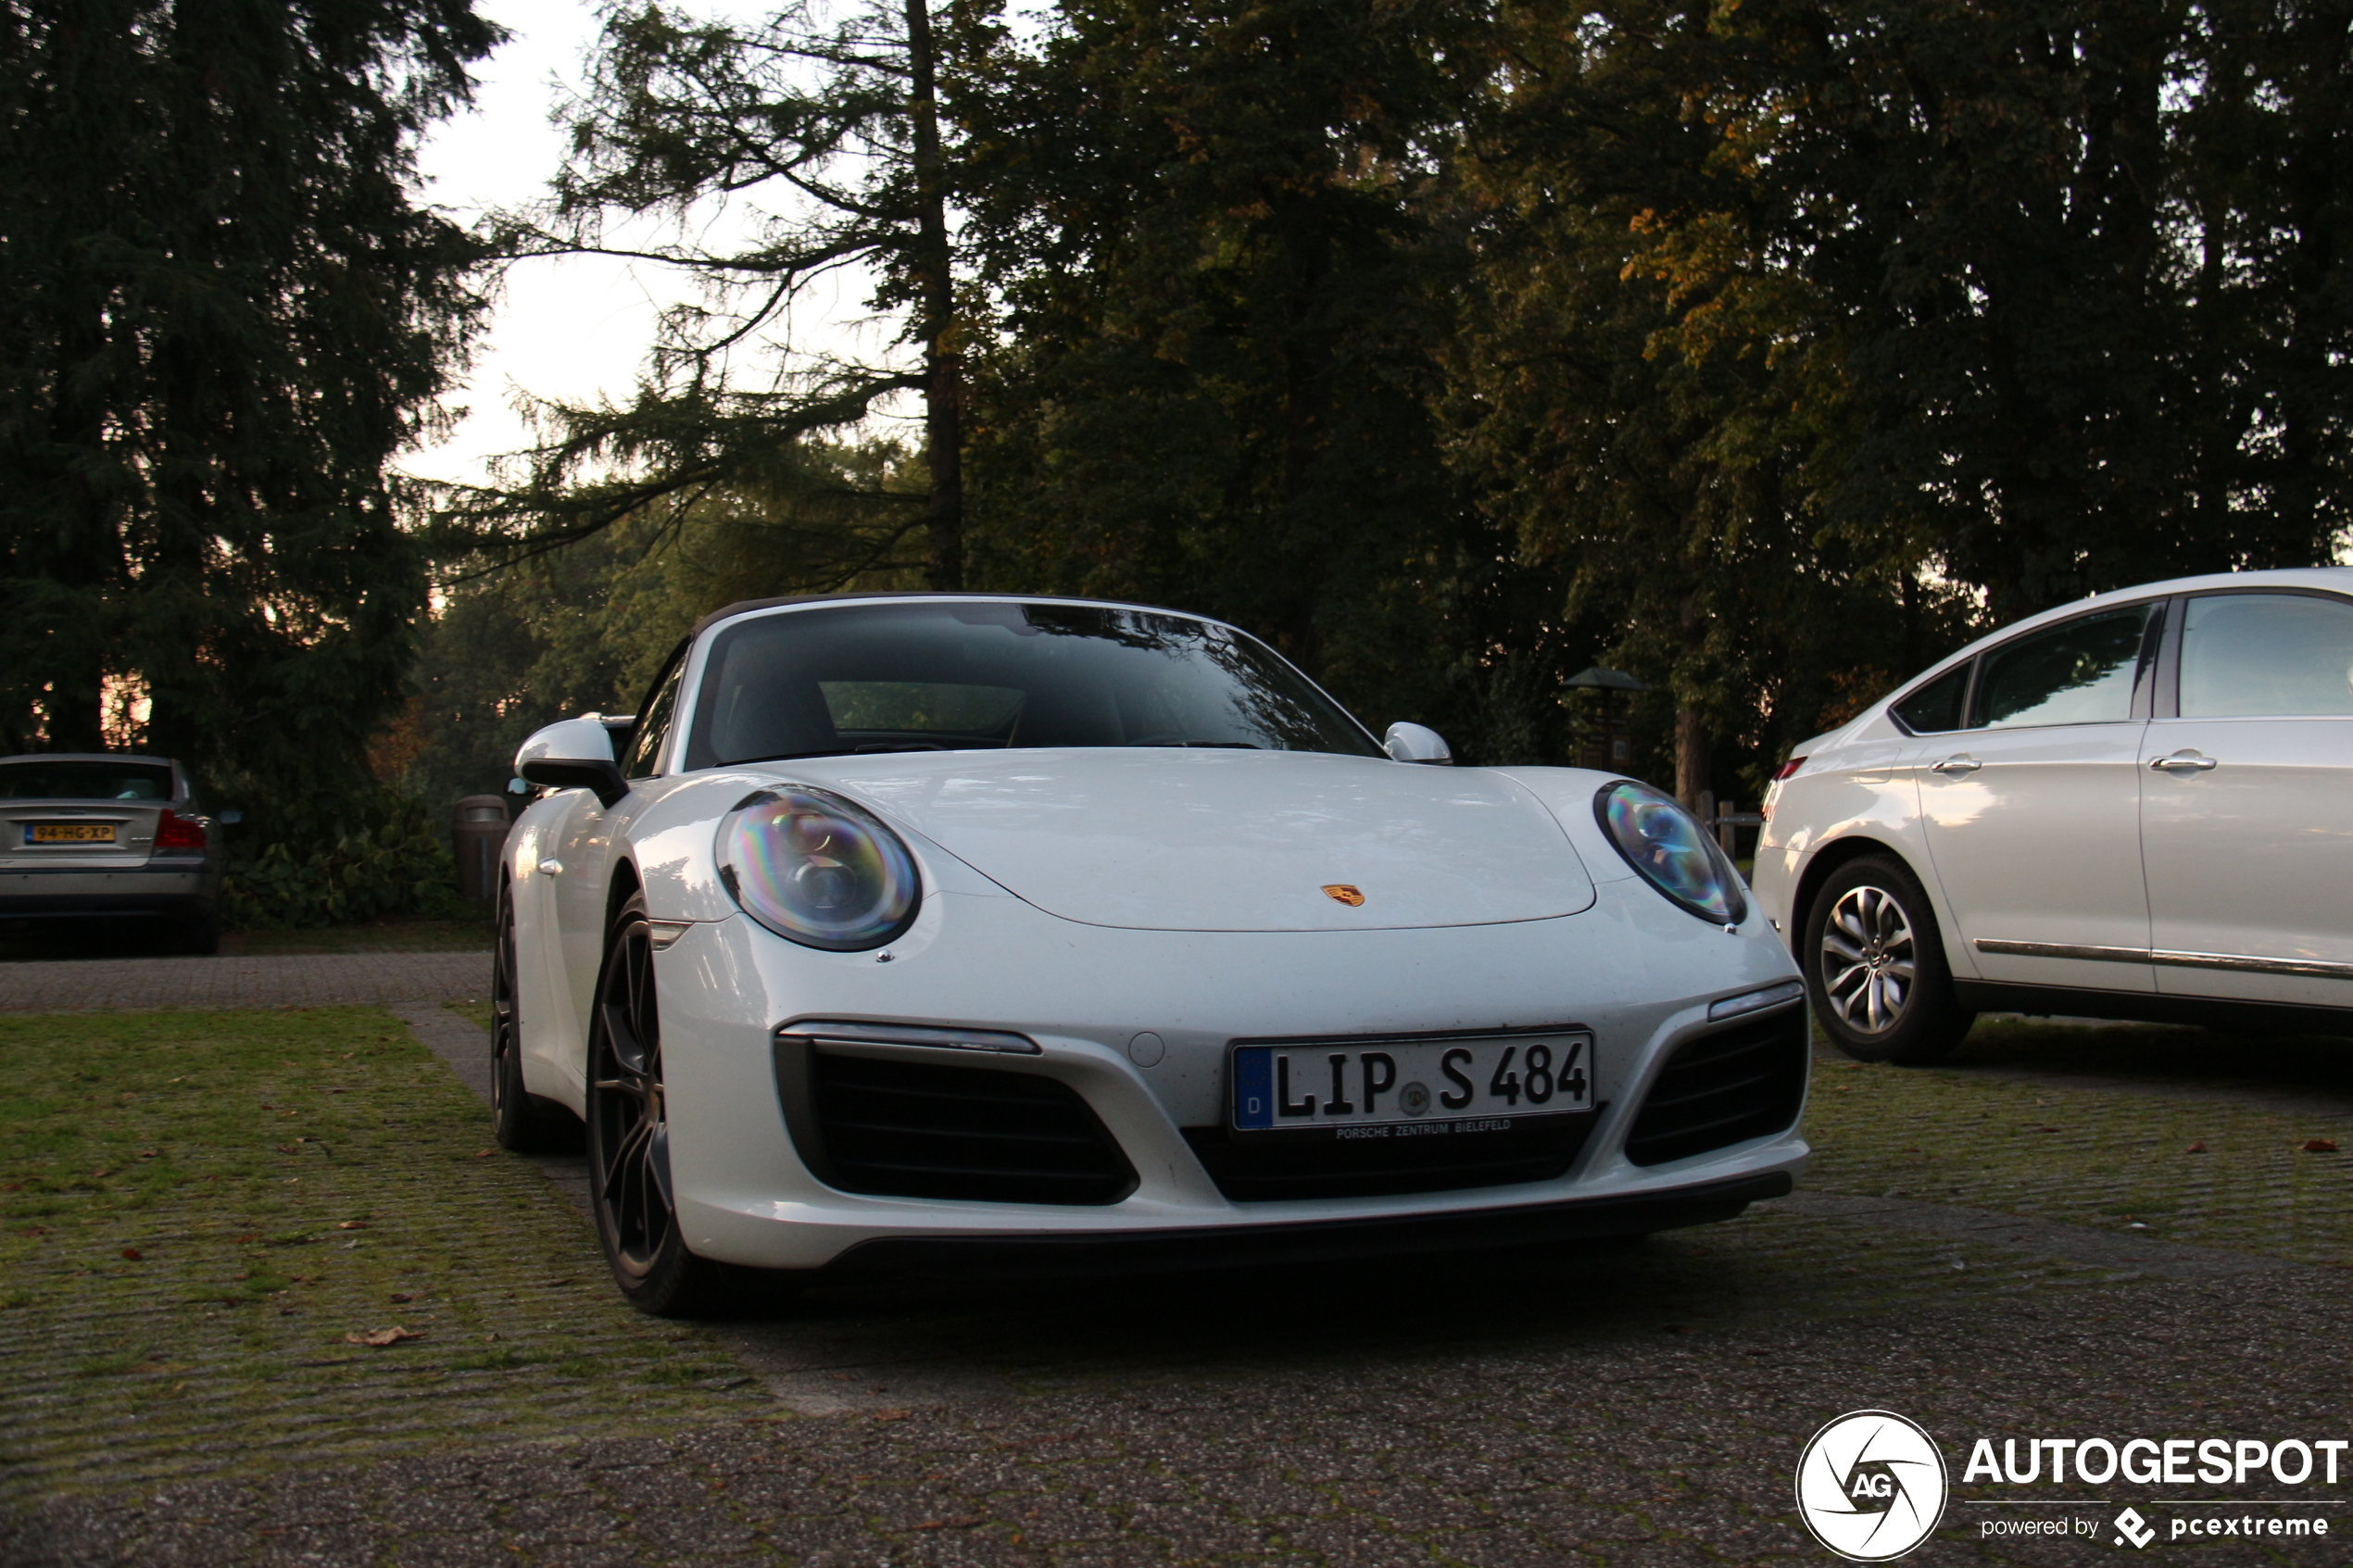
1384 721 1453 765
515 717 627 809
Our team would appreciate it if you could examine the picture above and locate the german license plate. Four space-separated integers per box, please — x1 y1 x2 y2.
27 823 115 844
1231 1033 1594 1133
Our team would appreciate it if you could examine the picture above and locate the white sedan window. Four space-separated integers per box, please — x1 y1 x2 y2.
1974 606 2150 729
2180 593 2353 717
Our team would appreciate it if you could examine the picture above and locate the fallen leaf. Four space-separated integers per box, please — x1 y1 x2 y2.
92 1169 116 1178
472 1149 495 1159
336 1220 369 1231
2185 1141 2207 1153
137 1149 159 1159
344 1326 422 1348
872 1409 912 1423
2033 1126 2061 1134
120 1248 143 1261
274 1146 298 1155
389 1292 414 1303
2304 1138 2340 1153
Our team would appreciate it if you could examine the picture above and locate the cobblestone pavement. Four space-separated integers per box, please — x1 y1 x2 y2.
0 951 488 1013
6 985 2353 1564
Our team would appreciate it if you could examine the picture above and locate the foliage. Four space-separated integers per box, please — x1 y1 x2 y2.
1441 0 1969 797
435 0 2353 803
958 0 1499 741
404 443 922 806
438 0 979 584
221 791 467 930
0 0 501 801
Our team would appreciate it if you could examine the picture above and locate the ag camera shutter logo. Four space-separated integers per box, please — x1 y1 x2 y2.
1796 1410 1949 1561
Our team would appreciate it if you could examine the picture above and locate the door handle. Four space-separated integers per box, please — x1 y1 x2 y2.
1929 755 1982 775
2149 751 2218 772
537 859 564 875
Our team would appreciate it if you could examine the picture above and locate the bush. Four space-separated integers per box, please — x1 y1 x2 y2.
220 791 470 929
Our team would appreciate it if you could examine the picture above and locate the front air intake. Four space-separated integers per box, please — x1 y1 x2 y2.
1622 1006 1808 1167
782 1046 1137 1205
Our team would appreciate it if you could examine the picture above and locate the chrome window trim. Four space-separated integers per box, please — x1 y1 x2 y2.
1975 937 2353 981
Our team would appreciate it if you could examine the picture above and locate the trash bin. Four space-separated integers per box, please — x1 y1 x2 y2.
451 795 510 905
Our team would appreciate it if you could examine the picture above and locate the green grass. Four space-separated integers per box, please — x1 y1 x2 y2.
229 918 494 955
1805 1019 2353 1264
0 1007 763 1500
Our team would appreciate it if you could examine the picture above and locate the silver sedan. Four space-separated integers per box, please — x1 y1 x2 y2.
0 754 224 953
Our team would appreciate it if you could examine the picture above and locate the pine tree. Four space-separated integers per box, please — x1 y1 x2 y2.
0 0 500 797
450 0 978 588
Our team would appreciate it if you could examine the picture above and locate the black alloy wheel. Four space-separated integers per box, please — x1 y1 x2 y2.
1802 854 1975 1066
587 893 723 1315
490 879 575 1153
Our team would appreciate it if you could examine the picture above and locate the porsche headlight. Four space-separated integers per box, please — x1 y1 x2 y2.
717 788 921 950
1593 779 1748 926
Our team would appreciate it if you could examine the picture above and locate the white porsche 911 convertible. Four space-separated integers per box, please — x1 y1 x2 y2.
497 593 1810 1312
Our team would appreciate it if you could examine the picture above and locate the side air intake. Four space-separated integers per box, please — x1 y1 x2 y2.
1623 1007 1807 1167
777 1042 1137 1206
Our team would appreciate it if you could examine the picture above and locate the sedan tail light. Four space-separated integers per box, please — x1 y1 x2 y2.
1771 756 1807 783
154 809 208 850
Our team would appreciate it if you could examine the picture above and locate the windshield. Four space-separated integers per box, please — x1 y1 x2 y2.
0 760 174 800
683 601 1382 769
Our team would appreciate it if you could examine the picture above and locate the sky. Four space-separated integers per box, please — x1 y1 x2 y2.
398 0 896 491
400 0 633 488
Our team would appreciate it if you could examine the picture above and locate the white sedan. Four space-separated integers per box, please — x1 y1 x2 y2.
1755 567 2353 1064
497 593 1809 1312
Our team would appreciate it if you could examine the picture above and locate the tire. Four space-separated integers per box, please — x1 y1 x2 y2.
586 892 726 1316
1802 854 1975 1065
490 881 578 1154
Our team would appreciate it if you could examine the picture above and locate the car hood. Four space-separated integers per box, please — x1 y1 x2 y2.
772 748 1596 932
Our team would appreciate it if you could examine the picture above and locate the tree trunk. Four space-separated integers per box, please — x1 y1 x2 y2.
1675 593 1708 809
905 0 963 590
1675 705 1709 812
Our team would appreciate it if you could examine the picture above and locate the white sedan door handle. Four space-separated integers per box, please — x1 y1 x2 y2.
537 859 565 875
2149 751 2219 772
1929 755 1982 775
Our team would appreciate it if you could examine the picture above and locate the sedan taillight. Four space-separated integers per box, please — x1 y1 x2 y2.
154 809 207 850
1771 755 1807 783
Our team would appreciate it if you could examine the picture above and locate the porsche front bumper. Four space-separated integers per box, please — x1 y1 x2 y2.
651 877 1811 1273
